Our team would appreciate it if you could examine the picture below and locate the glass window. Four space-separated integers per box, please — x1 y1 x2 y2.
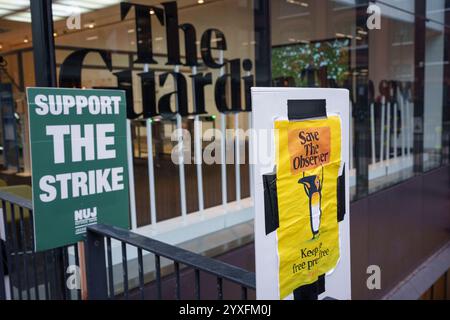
271 0 359 199
0 0 34 173
367 2 416 193
51 0 256 226
271 0 450 198
424 0 446 171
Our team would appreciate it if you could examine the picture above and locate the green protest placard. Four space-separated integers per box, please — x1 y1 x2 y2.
26 87 130 251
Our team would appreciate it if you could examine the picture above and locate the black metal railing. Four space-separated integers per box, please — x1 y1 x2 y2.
86 224 256 300
0 190 80 300
0 189 256 300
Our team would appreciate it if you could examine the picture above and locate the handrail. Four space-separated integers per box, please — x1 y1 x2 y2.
87 224 256 290
0 189 81 300
0 190 33 210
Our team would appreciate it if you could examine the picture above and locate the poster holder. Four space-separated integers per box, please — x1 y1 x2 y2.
251 88 351 300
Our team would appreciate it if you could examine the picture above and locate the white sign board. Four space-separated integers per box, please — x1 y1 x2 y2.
251 88 351 300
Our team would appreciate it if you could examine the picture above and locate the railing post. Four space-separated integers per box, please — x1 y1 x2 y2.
0 241 6 300
30 0 57 87
86 228 108 300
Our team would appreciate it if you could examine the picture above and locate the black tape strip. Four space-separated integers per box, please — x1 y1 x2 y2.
263 173 279 235
337 164 346 222
287 99 327 120
293 274 326 300
317 274 326 294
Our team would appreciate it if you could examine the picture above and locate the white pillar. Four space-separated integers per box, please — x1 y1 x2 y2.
220 114 227 208
393 102 398 160
144 64 157 225
386 101 391 165
406 99 412 156
399 91 406 158
219 51 227 209
146 119 157 225
174 65 187 218
126 119 137 230
370 102 376 165
234 113 241 203
380 97 386 164
192 66 205 213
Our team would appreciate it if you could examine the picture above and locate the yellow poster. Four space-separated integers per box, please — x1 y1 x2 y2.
275 116 342 299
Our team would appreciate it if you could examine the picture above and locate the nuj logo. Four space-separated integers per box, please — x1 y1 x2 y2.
74 207 97 222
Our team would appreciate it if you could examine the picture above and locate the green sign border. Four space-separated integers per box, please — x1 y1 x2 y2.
27 87 130 251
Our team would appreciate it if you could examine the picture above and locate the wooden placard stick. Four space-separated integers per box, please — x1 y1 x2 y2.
77 241 88 300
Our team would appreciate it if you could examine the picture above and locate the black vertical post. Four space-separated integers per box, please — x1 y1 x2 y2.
85 229 108 300
17 52 24 92
354 0 370 198
253 0 271 87
414 0 426 173
30 0 57 87
0 241 6 300
443 0 450 165
30 1 68 300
